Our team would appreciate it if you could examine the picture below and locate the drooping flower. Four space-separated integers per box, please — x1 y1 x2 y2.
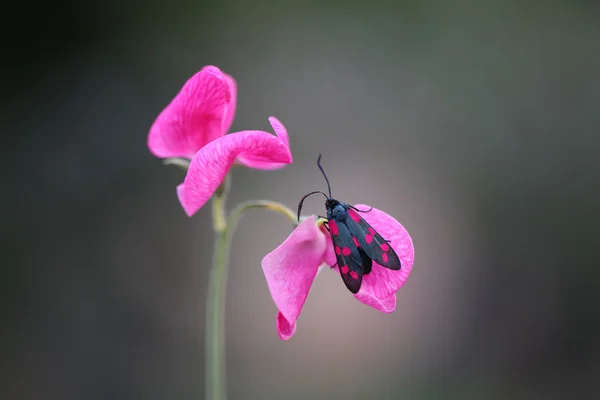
147 66 292 216
177 117 291 216
261 205 414 340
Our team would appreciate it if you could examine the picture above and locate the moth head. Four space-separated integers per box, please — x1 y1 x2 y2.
325 198 339 210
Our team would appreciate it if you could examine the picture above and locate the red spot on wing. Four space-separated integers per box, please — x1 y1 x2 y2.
350 271 359 279
340 266 349 274
380 243 389 252
342 247 351 256
348 209 361 223
352 237 360 247
382 252 388 263
368 227 376 235
365 234 373 244
329 220 339 235
335 246 341 255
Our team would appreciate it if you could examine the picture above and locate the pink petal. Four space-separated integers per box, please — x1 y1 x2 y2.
176 183 186 211
261 216 327 340
276 312 297 340
221 72 237 134
320 223 338 267
178 127 293 216
236 117 292 170
351 204 415 308
267 116 289 150
355 292 397 313
148 66 232 159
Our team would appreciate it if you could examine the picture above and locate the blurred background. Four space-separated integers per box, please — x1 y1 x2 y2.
3 0 600 399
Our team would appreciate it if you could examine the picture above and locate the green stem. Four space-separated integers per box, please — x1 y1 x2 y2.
227 200 298 231
206 182 296 400
163 157 191 171
206 176 229 400
206 226 229 400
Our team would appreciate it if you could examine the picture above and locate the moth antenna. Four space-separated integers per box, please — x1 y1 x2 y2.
297 191 328 221
349 205 373 213
317 154 332 198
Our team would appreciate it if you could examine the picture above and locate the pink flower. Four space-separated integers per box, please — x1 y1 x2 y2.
177 117 291 216
147 65 238 159
261 205 414 340
147 66 292 216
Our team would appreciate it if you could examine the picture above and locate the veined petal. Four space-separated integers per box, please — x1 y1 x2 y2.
351 204 414 308
221 72 237 134
178 125 293 216
236 117 292 170
148 66 232 159
261 216 327 340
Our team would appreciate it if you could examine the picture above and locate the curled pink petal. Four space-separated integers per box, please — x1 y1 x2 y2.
267 116 289 150
276 312 297 340
148 66 233 159
176 183 187 211
178 126 293 216
236 117 292 170
351 204 414 307
261 216 327 340
355 292 396 313
221 72 237 134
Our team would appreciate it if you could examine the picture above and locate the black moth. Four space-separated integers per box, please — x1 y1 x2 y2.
297 155 401 294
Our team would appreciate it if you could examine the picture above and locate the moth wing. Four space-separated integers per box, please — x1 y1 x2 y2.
328 218 364 294
344 208 401 270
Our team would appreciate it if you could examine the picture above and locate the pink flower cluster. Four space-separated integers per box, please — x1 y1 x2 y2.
148 66 414 340
148 65 292 216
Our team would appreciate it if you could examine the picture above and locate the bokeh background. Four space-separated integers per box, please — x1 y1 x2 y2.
3 0 600 399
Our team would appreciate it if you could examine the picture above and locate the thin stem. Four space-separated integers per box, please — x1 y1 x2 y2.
206 175 230 400
163 157 191 170
212 195 227 233
212 176 230 232
206 226 229 400
227 200 298 231
206 190 296 400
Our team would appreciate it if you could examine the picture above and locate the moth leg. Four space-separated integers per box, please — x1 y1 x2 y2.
321 219 330 232
349 205 373 213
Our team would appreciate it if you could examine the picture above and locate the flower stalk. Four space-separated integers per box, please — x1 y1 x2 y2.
146 65 294 398
206 177 296 399
206 191 230 400
162 157 191 171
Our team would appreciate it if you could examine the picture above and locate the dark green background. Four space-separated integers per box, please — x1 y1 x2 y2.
3 1 600 399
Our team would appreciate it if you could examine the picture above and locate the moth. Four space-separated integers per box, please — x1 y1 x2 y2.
297 155 401 294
